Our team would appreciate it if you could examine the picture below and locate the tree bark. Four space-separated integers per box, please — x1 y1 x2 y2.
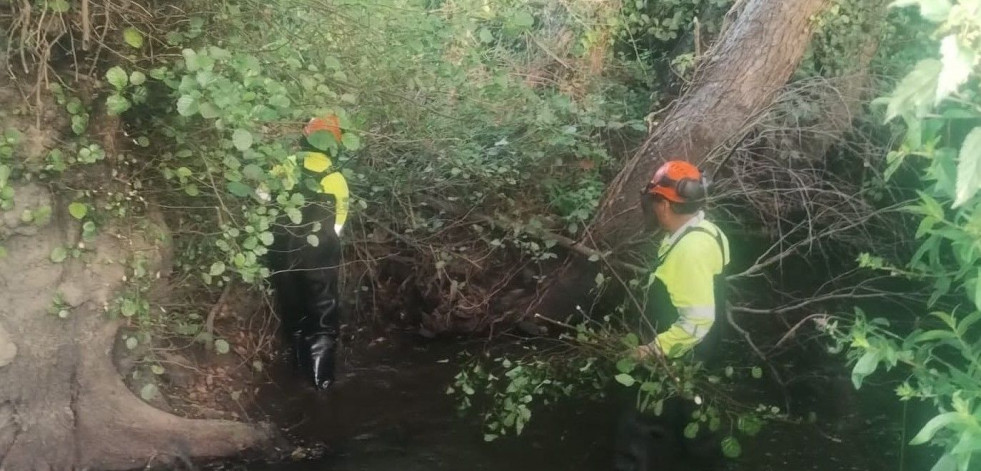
527 0 829 322
0 184 273 471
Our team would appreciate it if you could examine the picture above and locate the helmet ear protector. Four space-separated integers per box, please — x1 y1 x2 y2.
643 173 710 203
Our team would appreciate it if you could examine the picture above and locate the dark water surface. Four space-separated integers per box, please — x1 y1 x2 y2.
220 336 908 471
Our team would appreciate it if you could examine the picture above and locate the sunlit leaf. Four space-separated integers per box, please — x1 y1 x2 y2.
68 202 88 220
123 28 144 49
614 373 635 387
105 66 128 90
910 412 963 445
937 35 974 104
890 0 952 22
232 129 253 151
954 127 981 208
106 94 131 115
885 59 941 122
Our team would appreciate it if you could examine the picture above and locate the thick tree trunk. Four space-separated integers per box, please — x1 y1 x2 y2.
0 183 273 471
527 0 829 322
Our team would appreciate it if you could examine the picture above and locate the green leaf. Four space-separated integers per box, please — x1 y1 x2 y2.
851 350 881 389
512 10 535 28
151 365 165 375
123 28 144 49
929 455 957 471
121 299 137 317
616 358 636 374
227 181 252 197
209 261 226 276
737 415 763 436
68 202 88 220
890 0 952 22
341 132 362 151
614 373 636 387
885 59 941 122
307 234 320 247
50 246 67 263
176 95 198 117
215 339 230 354
232 129 253 151
125 336 138 350
307 130 336 151
105 66 128 90
937 35 974 104
910 412 963 445
259 232 275 246
139 383 159 401
198 102 219 119
954 127 981 208
478 28 494 43
129 71 146 86
751 367 763 379
684 422 700 439
49 0 70 12
106 94 131 115
721 436 742 458
286 207 302 224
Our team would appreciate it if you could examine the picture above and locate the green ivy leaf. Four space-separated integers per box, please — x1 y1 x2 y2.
751 366 763 379
954 127 981 208
737 415 763 436
615 358 636 374
614 373 636 387
105 66 128 90
106 94 131 115
307 234 320 247
123 28 144 49
721 436 742 458
232 129 253 151
50 246 67 263
67 202 88 220
215 339 230 354
286 207 302 224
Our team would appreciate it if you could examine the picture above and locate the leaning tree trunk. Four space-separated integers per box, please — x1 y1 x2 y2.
527 0 829 322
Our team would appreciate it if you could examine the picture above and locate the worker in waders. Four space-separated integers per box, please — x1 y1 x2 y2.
613 160 730 470
270 116 350 390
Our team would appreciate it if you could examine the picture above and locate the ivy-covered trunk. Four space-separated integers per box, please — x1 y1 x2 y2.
529 0 830 321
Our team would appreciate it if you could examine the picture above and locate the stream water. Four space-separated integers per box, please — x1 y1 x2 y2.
209 333 919 471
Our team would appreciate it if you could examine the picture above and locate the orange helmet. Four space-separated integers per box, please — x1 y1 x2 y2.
644 160 705 203
303 115 342 142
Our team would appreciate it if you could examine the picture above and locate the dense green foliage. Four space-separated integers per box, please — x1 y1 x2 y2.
832 1 981 470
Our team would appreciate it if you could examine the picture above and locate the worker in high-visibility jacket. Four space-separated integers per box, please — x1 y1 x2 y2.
614 160 730 470
636 159 729 363
270 116 350 391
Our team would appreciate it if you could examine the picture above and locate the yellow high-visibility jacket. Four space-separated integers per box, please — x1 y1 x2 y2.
300 151 349 235
647 214 730 358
